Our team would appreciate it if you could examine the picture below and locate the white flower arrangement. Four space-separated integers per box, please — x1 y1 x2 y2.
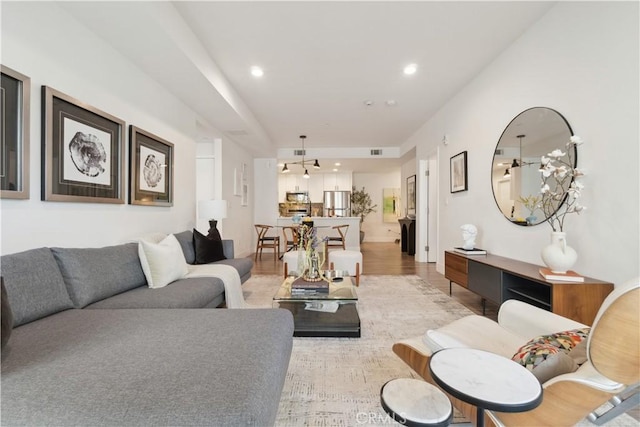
539 136 586 232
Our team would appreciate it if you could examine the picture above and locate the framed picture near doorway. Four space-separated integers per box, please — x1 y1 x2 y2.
450 151 468 193
129 125 174 207
406 175 416 216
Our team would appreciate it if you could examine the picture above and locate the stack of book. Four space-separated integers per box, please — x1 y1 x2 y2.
291 278 330 295
453 247 487 255
539 268 585 282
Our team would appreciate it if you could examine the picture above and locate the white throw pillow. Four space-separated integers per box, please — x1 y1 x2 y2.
138 234 188 289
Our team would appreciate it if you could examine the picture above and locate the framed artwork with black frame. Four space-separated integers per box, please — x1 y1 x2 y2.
129 125 174 207
406 174 416 216
1 65 30 199
450 151 468 193
42 86 125 203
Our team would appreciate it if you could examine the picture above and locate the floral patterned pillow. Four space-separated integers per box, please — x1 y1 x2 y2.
512 328 590 383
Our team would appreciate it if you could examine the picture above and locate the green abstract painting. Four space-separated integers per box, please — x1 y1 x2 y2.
383 188 400 222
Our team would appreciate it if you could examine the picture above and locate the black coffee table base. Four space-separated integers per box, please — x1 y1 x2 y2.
277 301 361 338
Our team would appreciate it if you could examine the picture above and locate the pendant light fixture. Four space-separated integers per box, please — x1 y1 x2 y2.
280 135 321 176
512 134 535 168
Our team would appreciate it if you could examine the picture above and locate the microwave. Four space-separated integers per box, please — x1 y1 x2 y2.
285 191 309 203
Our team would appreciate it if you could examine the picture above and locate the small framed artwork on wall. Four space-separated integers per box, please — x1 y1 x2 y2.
233 168 241 196
41 86 125 203
406 175 416 216
450 151 468 193
129 125 174 207
240 163 248 206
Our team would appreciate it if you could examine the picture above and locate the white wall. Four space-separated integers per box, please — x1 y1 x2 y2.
251 158 280 253
218 142 256 257
352 171 401 242
0 2 244 254
408 2 639 285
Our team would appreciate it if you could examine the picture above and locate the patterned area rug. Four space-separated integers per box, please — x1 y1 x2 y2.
242 275 635 427
243 274 472 426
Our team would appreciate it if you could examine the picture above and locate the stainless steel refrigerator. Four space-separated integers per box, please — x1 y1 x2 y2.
323 191 351 217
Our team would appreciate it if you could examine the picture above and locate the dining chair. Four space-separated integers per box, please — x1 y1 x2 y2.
326 224 348 250
254 224 280 261
282 226 299 254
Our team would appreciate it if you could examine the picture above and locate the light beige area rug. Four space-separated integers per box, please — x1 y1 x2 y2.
242 275 636 427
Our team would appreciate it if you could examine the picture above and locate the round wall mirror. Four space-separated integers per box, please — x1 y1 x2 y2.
491 107 575 226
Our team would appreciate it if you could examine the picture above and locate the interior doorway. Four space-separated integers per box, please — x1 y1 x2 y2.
417 150 438 263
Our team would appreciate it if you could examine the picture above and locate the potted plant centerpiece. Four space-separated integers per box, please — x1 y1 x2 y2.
351 186 377 243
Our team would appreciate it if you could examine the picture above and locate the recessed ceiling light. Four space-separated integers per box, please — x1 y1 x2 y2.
250 66 264 77
403 63 418 75
332 168 338 172
363 100 374 107
334 162 341 166
386 100 398 107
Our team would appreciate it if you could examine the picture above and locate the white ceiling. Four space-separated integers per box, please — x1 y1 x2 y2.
60 1 555 173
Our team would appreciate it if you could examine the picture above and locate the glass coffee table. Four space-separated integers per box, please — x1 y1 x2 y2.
273 274 360 338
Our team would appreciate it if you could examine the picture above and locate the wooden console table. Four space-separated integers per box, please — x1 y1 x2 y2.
444 250 613 325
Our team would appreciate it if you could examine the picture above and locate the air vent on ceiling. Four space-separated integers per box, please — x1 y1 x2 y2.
293 149 306 156
370 149 383 156
495 149 504 155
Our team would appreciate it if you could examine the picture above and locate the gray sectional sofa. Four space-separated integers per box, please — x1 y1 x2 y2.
1 231 294 426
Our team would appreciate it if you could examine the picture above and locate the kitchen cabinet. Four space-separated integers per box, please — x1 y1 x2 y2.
444 250 613 325
277 176 290 202
278 174 309 201
279 173 349 202
307 175 324 202
323 172 352 191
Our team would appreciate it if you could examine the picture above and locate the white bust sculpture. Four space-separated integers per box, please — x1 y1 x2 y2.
460 224 478 250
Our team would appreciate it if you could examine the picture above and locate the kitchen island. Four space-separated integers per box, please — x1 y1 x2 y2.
276 217 361 252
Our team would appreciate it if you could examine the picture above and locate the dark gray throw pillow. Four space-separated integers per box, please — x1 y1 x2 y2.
193 229 227 264
1 278 14 349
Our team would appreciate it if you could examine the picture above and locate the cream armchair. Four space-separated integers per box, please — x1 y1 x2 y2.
393 278 639 427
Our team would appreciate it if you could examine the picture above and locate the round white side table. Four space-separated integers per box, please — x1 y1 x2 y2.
429 348 543 427
380 378 453 427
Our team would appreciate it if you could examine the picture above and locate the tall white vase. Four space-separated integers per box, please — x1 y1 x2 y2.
541 231 578 273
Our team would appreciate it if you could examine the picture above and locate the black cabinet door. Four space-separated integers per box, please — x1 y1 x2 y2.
468 260 501 304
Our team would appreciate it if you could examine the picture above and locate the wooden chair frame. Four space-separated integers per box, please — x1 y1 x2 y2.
392 282 640 427
326 225 348 250
282 226 299 253
329 261 360 286
254 224 280 261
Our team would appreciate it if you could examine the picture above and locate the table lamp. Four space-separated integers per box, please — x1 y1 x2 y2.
198 200 227 240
